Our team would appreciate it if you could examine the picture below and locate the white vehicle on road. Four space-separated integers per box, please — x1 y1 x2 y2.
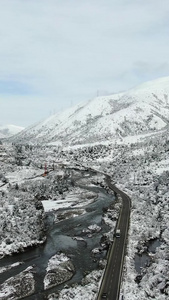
115 229 121 237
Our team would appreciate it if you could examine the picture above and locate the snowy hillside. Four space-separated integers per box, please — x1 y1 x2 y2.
1 77 169 300
0 124 24 138
11 76 169 145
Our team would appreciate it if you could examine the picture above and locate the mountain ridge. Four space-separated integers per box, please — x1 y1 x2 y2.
10 76 169 145
0 124 24 138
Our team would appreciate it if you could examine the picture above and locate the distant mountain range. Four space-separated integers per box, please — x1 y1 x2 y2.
0 124 24 139
10 76 169 145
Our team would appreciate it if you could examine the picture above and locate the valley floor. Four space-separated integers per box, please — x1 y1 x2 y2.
0 130 169 299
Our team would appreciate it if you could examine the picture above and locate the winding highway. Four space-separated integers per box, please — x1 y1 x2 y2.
97 176 131 300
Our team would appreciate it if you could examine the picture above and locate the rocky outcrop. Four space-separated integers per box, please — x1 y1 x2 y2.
44 253 75 290
0 266 35 299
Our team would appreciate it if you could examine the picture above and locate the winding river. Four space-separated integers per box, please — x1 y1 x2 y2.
0 180 115 299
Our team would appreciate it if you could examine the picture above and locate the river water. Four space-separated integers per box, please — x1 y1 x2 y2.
135 238 162 275
0 182 114 299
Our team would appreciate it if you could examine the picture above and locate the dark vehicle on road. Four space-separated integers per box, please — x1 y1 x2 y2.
101 292 107 299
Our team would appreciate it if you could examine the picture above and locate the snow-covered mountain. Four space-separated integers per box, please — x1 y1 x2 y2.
0 124 24 138
12 77 169 145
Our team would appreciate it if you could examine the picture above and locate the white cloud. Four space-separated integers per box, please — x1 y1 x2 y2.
0 0 169 126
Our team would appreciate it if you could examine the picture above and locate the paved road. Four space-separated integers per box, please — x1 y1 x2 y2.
97 177 131 300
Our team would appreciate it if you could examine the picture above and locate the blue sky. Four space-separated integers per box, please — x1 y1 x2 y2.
0 0 169 127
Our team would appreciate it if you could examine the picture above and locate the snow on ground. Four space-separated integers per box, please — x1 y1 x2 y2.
48 270 102 300
42 199 70 212
44 253 75 290
150 158 169 175
114 130 166 145
42 188 96 212
62 140 112 151
0 266 35 299
6 167 43 183
131 148 146 156
0 262 23 274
